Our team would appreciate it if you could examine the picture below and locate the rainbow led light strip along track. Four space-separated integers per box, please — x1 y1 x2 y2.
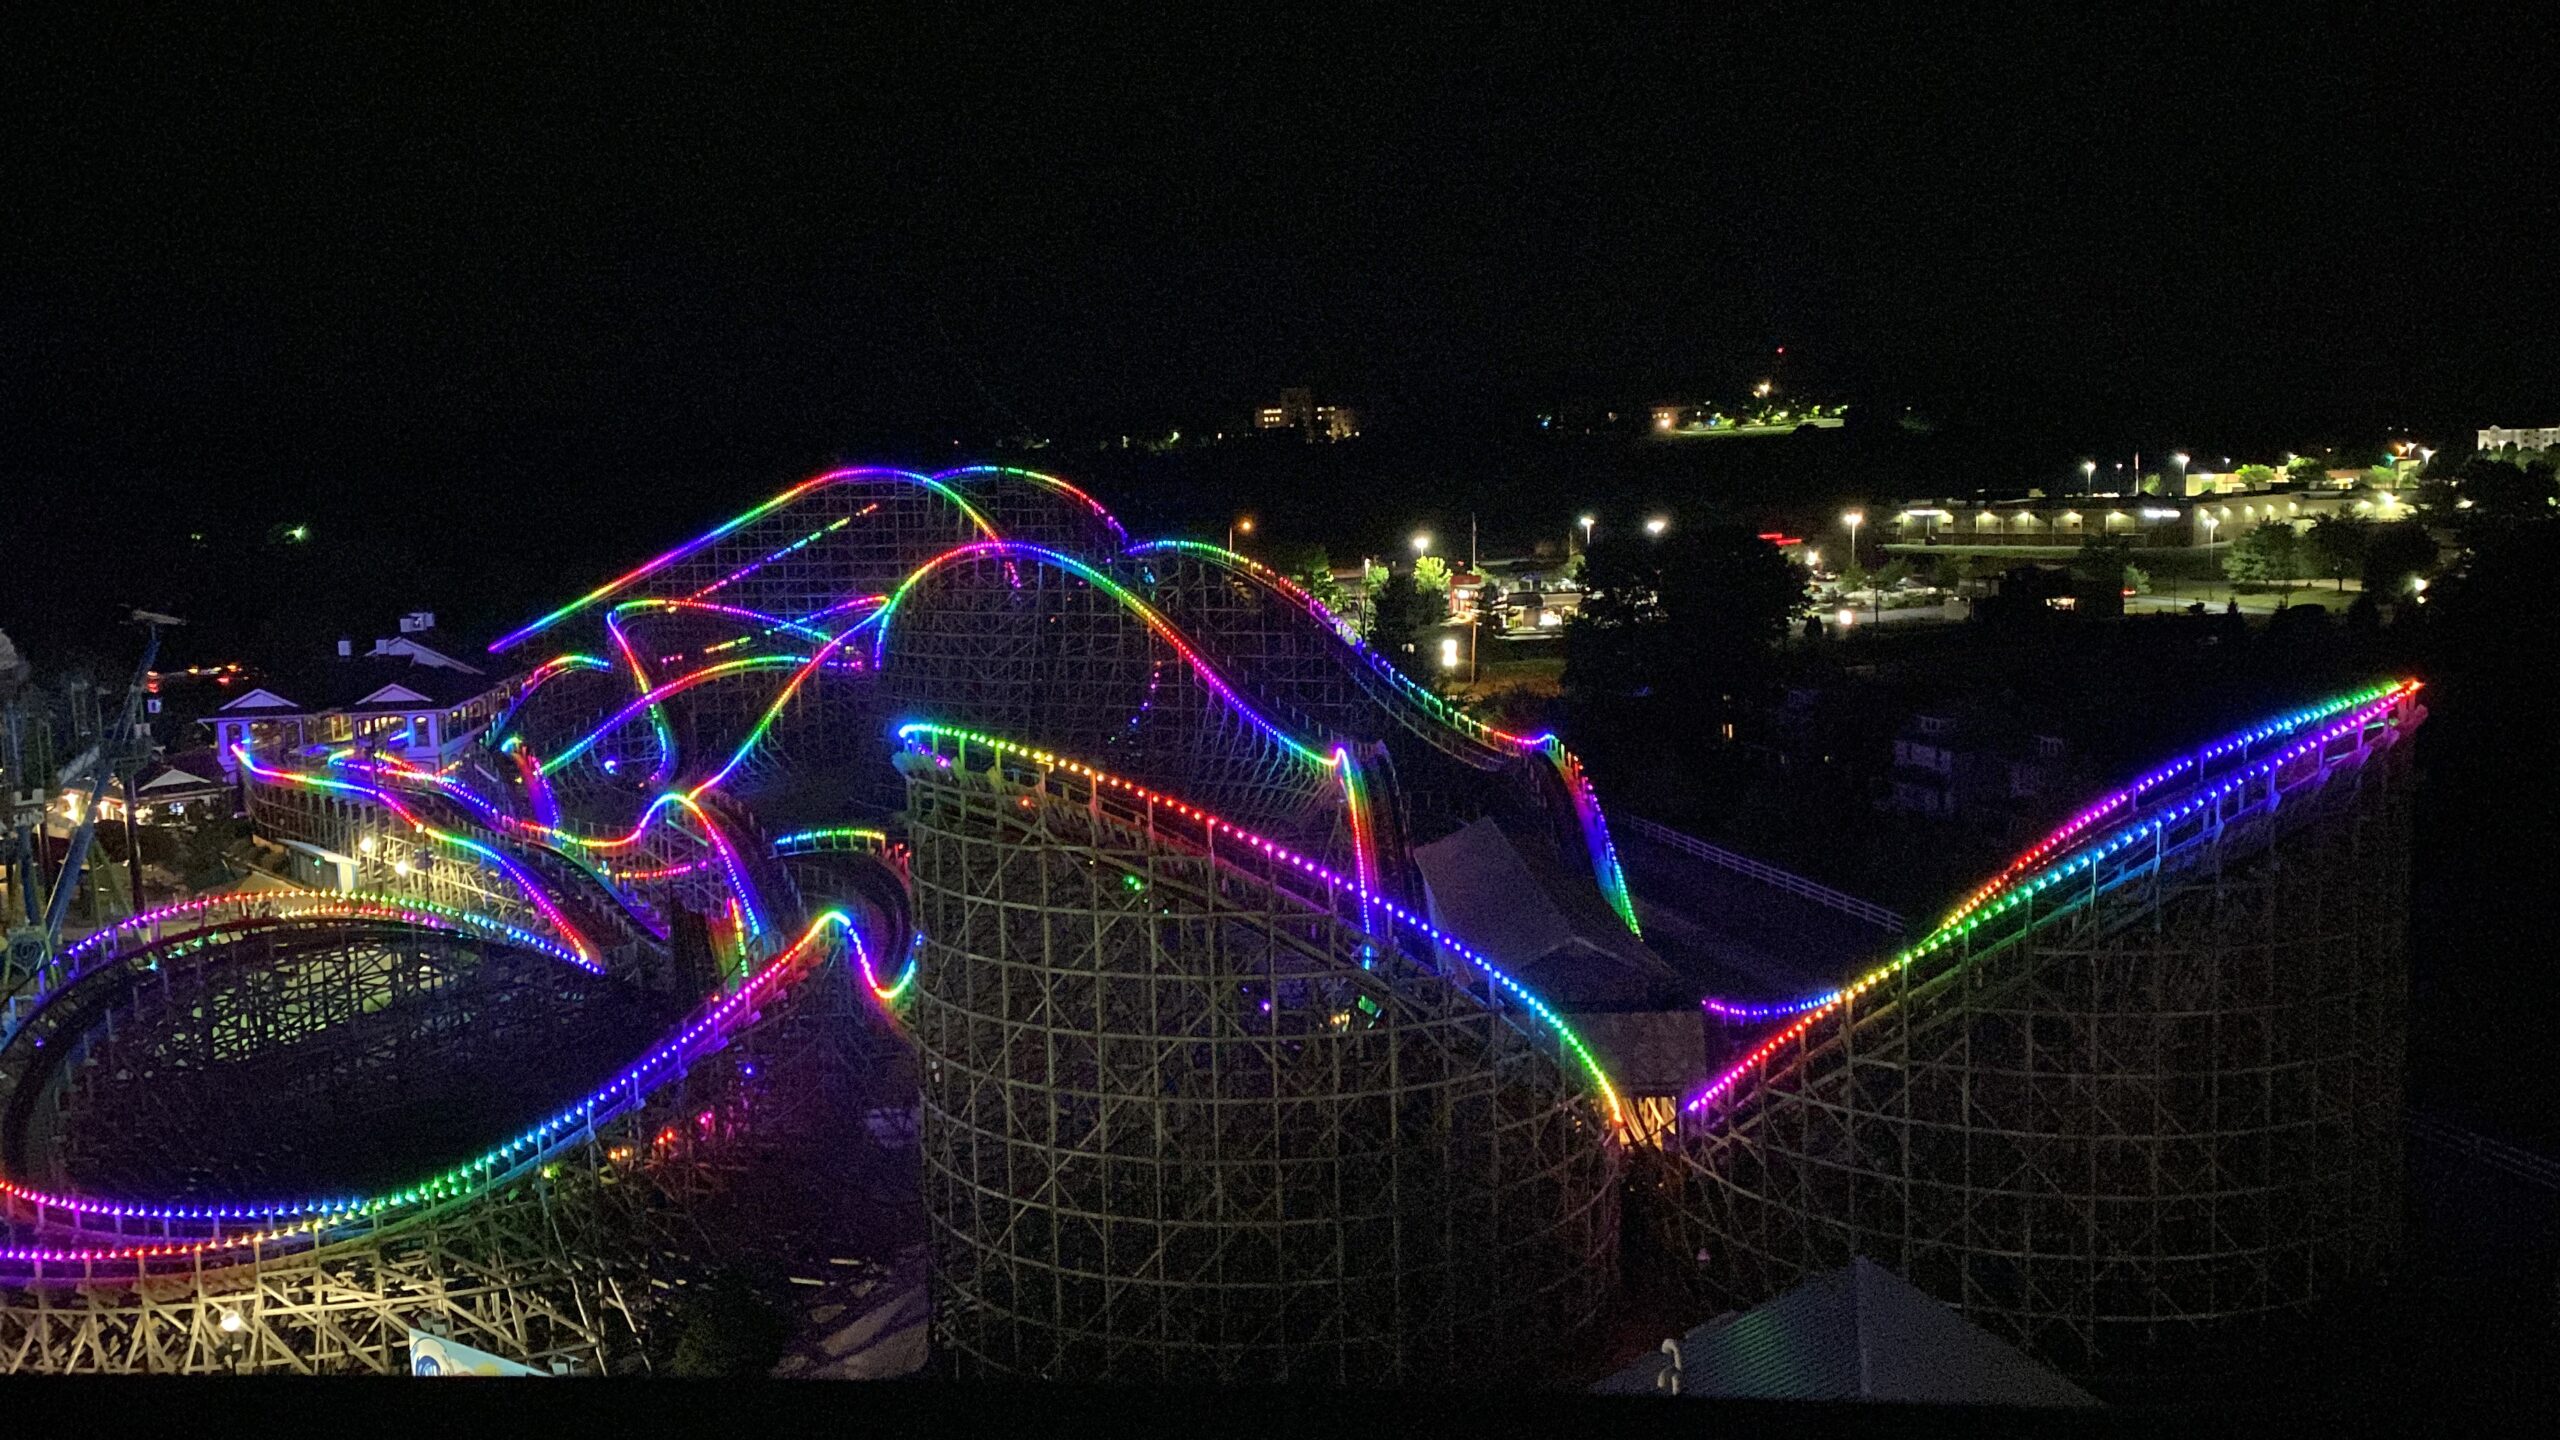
1127 540 1643 935
1684 680 2419 1116
874 542 1389 908
895 721 1627 1131
234 748 607 971
0 904 878 1265
43 892 581 974
301 744 779 947
1699 679 2421 1021
488 466 1006 653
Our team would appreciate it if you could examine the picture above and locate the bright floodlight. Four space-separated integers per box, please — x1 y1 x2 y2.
1645 517 1668 536
219 1312 245 1334
1236 517 1254 534
1439 637 1460 669
1841 510 1863 527
1411 533 1431 554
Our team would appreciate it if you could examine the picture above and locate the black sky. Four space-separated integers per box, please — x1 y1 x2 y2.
5 5 2556 640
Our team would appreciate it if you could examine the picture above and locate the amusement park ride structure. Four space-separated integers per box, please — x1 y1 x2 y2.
0 464 2424 1380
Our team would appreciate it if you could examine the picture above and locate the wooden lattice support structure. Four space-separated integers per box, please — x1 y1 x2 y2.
1676 691 2422 1373
0 899 905 1374
896 731 1620 1385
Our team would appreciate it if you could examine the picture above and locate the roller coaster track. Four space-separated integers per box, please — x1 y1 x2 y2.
1687 680 2421 1123
1127 541 1642 935
0 891 880 1278
15 451 2424 1374
892 722 1628 1125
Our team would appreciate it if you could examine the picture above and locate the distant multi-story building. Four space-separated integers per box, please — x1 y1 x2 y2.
1254 387 1360 441
2478 424 2560 451
1886 710 2081 837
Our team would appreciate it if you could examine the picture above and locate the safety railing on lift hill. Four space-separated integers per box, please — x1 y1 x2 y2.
1618 816 1908 934
1691 686 2420 1125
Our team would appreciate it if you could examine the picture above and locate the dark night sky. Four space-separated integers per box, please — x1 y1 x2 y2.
5 6 2556 652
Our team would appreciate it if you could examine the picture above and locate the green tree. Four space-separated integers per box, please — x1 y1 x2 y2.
2122 562 2151 596
1837 561 1869 595
1411 554 1453 610
2139 473 2164 496
1365 571 1442 674
2304 513 2370 591
2232 463 2280 490
1283 545 1349 618
2362 521 2437 596
2283 454 2328 488
2436 455 2560 547
2225 520 2303 589
1874 558 1913 590
2069 536 2137 590
1564 526 1810 706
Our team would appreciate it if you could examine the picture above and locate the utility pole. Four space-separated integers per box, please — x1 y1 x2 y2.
1469 513 1480 685
39 612 179 947
119 762 146 919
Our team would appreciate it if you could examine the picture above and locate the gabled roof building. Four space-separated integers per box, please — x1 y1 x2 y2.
205 613 514 778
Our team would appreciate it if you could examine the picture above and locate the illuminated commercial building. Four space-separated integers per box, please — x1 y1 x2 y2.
1254 386 1360 440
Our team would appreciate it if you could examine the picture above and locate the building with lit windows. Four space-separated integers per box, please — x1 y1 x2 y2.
1253 386 1360 440
205 613 514 779
2478 423 2560 451
1879 484 2413 553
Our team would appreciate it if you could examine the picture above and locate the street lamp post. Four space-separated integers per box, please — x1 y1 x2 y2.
1841 511 1863 570
1228 516 1253 552
2081 459 2096 496
1576 514 1594 559
2172 452 2189 495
